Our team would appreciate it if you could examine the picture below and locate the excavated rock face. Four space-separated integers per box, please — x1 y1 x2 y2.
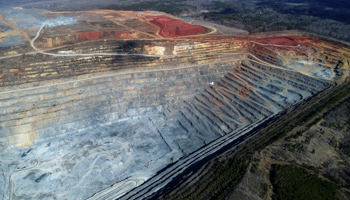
0 9 349 200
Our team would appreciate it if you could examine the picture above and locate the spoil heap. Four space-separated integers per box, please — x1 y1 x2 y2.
147 15 206 37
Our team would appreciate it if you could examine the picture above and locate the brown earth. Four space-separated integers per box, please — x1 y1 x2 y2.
253 36 318 47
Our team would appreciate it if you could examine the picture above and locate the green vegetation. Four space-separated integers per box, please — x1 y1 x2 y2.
254 83 350 150
210 1 232 10
260 183 268 199
300 163 320 174
285 129 305 141
199 1 350 42
303 86 350 128
102 1 193 15
319 128 325 134
250 162 258 173
203 13 239 21
203 9 314 33
285 142 305 153
324 173 343 185
271 164 339 200
321 96 350 131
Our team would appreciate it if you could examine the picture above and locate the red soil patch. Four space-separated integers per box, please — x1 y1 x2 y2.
254 36 318 47
146 15 205 37
238 88 248 100
77 30 133 41
218 113 223 118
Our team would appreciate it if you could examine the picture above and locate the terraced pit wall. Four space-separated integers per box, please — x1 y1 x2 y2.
0 38 337 149
0 37 341 199
0 40 245 147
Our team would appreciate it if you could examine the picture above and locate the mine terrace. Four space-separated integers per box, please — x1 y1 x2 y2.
0 8 349 200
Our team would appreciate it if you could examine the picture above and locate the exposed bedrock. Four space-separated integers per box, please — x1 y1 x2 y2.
35 30 143 48
0 55 237 198
0 65 330 199
0 40 248 89
0 58 235 147
0 36 346 199
248 36 350 82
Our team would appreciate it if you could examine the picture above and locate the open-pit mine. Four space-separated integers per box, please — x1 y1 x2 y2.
0 8 349 200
